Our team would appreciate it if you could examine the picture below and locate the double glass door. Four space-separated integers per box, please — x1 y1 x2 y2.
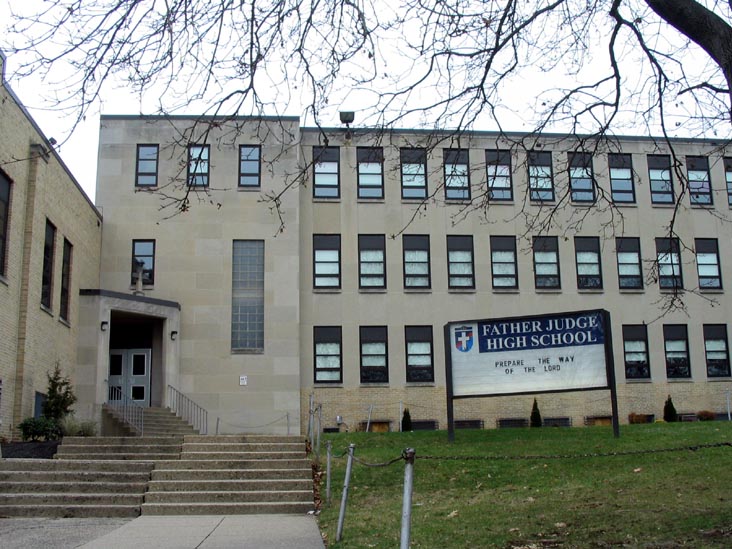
108 349 151 406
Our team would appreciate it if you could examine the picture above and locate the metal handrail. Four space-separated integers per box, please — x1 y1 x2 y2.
167 385 208 434
106 386 144 436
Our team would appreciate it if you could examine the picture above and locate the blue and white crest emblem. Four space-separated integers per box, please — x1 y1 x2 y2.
454 326 474 353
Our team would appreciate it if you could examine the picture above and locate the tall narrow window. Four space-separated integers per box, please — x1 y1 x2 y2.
131 239 155 285
490 235 518 289
401 148 427 199
568 152 595 202
359 234 386 289
528 151 554 201
188 145 210 187
687 156 712 205
313 234 341 289
239 145 261 188
232 240 264 351
360 326 389 383
725 157 732 206
616 237 643 290
486 150 513 201
41 220 56 309
357 147 384 199
623 325 650 379
314 326 342 383
533 236 560 289
313 146 340 198
704 324 731 378
444 149 470 200
648 155 673 204
405 326 434 382
656 237 682 290
575 236 602 289
609 153 634 203
447 235 475 289
664 324 690 379
59 239 73 322
136 145 159 187
695 238 721 289
0 172 10 277
403 235 430 289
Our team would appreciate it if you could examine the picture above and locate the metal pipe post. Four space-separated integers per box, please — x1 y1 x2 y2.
216 417 220 435
336 443 355 543
326 440 332 505
286 412 291 436
366 404 373 432
399 400 403 432
400 448 416 549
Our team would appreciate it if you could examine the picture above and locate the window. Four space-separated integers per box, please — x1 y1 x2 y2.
568 152 594 202
405 326 434 382
695 238 721 289
528 151 554 201
648 155 673 204
609 154 634 203
485 150 513 201
490 235 518 289
0 172 10 277
575 236 602 289
357 147 384 199
59 239 73 322
664 324 690 378
401 148 427 199
239 145 261 188
725 158 732 206
313 234 341 289
313 146 339 198
656 238 682 290
41 220 56 309
232 240 264 351
616 237 643 290
188 145 210 187
131 239 155 285
623 325 650 379
687 156 712 205
135 145 158 187
704 324 730 377
360 326 388 383
314 326 342 383
444 149 470 200
403 235 430 289
447 235 475 289
533 236 560 289
359 234 386 289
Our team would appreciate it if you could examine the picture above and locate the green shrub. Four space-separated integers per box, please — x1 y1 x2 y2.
530 398 542 428
697 410 716 421
18 417 61 441
663 395 678 423
42 363 77 421
401 408 412 432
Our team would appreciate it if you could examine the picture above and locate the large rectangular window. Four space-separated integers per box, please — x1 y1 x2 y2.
490 235 518 289
313 146 340 198
664 324 690 379
131 239 155 285
447 235 475 289
623 324 650 379
405 326 434 382
232 240 264 351
314 326 342 383
41 220 56 309
656 237 682 290
136 145 159 187
704 324 731 378
313 234 341 289
188 145 210 187
401 148 427 199
695 238 721 289
239 145 261 188
648 155 673 204
528 151 554 201
359 234 386 289
486 150 513 201
575 236 602 289
616 237 643 290
568 152 595 202
609 153 634 203
360 326 388 383
357 147 384 199
444 149 470 200
0 172 10 277
687 156 712 205
59 239 73 322
403 235 430 289
725 157 732 206
533 236 560 289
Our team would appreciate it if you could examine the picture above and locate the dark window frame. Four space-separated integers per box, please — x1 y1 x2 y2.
656 237 683 290
648 155 674 204
490 235 518 289
405 325 435 383
357 147 384 199
135 144 159 187
623 324 650 379
41 219 56 309
239 145 261 188
724 157 732 206
528 151 554 202
447 235 475 289
313 234 341 289
664 324 690 379
695 238 722 290
687 156 712 206
616 237 643 290
533 236 560 289
402 235 431 289
401 148 428 199
360 326 389 384
358 234 386 289
313 146 340 198
444 149 470 200
568 152 595 203
575 236 602 289
704 324 731 378
0 171 10 277
131 239 156 286
188 144 210 187
59 238 73 322
609 153 635 203
314 326 342 383
485 150 513 201
231 240 265 352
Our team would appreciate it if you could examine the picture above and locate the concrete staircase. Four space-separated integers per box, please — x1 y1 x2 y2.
55 436 184 461
103 406 199 436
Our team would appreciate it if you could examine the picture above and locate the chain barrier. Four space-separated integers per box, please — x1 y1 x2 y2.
351 452 407 468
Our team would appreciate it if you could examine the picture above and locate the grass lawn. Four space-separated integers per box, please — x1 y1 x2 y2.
315 422 732 548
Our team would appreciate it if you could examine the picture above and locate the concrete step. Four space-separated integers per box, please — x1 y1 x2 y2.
57 444 181 455
56 453 181 460
0 493 143 506
180 451 305 460
142 428 197 435
144 490 313 504
153 459 310 470
147 479 313 492
0 459 155 472
0 504 141 518
0 481 148 494
0 471 151 483
181 443 304 453
184 435 306 444
60 436 184 445
151 468 311 481
141 501 314 515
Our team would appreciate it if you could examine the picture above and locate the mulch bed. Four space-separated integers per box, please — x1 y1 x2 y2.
1 440 61 459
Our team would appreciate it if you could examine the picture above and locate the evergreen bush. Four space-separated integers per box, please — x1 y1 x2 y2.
42 363 77 421
530 398 542 428
663 395 678 423
402 408 412 432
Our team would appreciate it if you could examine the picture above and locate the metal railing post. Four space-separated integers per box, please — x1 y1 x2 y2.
286 412 291 436
366 404 373 432
400 448 416 549
336 443 355 543
326 440 332 505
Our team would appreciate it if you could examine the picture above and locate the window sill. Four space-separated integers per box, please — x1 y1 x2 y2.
619 288 645 293
313 288 342 294
404 288 432 294
625 378 652 383
237 186 261 192
313 197 341 203
58 317 71 329
314 383 344 388
231 349 265 355
357 198 385 203
699 288 724 294
667 378 693 383
535 288 562 293
707 377 732 381
486 200 514 205
445 199 471 205
492 288 519 294
40 304 54 317
577 289 604 294
360 383 390 388
359 288 387 293
650 202 676 208
690 203 714 209
612 202 638 208
406 382 436 388
134 186 159 191
448 288 476 294
129 285 154 291
401 198 428 204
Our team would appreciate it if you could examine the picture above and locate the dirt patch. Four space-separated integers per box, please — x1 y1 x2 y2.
1 440 61 459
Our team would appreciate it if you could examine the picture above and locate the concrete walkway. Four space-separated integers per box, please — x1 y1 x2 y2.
0 515 325 549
